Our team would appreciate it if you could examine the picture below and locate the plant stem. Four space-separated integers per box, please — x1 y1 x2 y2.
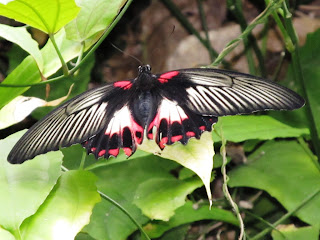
197 0 215 62
250 188 320 240
227 0 266 77
69 0 134 75
160 0 230 68
49 33 69 76
79 150 86 170
280 1 320 160
0 0 134 88
220 128 246 240
98 190 151 240
62 165 150 240
212 0 284 67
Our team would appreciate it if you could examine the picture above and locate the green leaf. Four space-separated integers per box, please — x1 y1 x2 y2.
0 29 82 109
145 201 239 238
0 56 40 109
212 115 309 142
83 156 179 240
133 177 203 221
65 0 126 43
29 52 95 119
139 131 214 202
0 24 43 70
41 28 82 77
0 227 15 240
20 170 101 240
228 141 320 225
0 0 80 33
291 29 320 145
271 225 320 240
0 130 62 232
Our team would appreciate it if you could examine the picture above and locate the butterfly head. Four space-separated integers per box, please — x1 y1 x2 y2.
135 65 155 90
138 64 151 73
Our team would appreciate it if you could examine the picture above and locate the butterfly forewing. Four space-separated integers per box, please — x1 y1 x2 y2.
157 68 305 116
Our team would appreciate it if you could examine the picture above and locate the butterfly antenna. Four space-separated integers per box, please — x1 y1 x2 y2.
109 42 143 65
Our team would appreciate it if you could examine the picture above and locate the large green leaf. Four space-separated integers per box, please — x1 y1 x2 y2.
0 0 124 109
19 170 100 240
139 131 214 202
28 53 95 119
133 177 203 221
145 201 239 238
0 227 15 240
83 156 198 240
0 130 62 232
0 56 40 109
228 141 320 225
0 24 43 70
65 0 126 43
0 0 80 33
0 29 82 109
291 29 320 145
212 115 309 142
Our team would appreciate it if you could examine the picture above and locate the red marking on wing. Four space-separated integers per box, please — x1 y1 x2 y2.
171 135 183 142
98 150 106 157
109 148 119 156
91 147 97 152
158 71 179 83
186 131 196 137
123 147 132 156
113 81 132 89
199 126 206 131
159 137 168 149
147 133 153 139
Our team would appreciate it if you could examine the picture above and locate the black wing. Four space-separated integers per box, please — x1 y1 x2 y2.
8 81 141 164
155 68 305 116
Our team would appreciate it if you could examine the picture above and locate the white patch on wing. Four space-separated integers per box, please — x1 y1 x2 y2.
105 105 132 136
155 98 188 126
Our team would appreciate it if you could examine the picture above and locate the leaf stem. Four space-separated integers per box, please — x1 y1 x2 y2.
79 150 86 170
98 190 151 240
220 127 246 240
48 33 69 76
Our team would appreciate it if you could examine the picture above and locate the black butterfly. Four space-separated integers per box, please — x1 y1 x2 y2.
8 65 305 164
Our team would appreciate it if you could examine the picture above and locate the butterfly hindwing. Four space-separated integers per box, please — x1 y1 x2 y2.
83 105 144 159
147 98 217 149
156 68 305 116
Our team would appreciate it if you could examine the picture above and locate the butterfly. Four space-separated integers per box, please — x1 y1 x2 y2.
8 65 305 164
